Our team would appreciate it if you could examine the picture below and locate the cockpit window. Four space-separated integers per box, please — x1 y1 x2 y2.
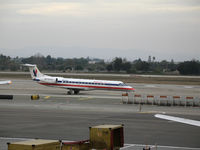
119 83 127 86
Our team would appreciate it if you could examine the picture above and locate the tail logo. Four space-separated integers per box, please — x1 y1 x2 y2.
33 68 38 77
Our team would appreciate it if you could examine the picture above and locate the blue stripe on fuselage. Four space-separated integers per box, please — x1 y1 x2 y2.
33 78 40 81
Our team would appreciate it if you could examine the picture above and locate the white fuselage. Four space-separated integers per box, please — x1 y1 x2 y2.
34 76 135 92
24 63 135 94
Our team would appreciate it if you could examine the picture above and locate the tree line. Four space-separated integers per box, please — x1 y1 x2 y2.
0 54 200 75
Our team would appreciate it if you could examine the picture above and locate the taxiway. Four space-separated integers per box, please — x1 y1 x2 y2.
0 79 200 149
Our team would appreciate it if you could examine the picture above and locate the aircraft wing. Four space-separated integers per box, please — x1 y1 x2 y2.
155 114 200 127
0 80 12 85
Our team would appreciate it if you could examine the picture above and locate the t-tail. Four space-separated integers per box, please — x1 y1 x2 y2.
23 64 45 80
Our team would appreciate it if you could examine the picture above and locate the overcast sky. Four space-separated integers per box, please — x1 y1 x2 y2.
0 0 200 61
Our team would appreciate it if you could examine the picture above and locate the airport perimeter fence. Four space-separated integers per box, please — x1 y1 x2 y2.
122 93 200 107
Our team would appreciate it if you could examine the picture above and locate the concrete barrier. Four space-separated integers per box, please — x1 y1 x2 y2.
172 96 181 106
158 96 169 106
193 97 200 107
146 95 154 105
130 94 200 107
122 93 134 104
185 96 194 106
134 94 142 104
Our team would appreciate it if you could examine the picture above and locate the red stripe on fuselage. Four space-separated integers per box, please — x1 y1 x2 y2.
39 82 135 91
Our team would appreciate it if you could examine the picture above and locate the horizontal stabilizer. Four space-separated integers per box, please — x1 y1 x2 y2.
23 64 36 67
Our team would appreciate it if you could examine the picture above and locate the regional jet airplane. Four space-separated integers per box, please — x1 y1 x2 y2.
24 64 135 94
0 80 12 85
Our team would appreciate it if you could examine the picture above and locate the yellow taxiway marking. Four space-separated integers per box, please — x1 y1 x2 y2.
44 96 51 99
79 97 93 101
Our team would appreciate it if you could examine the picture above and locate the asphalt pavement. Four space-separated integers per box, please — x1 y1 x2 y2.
0 79 200 150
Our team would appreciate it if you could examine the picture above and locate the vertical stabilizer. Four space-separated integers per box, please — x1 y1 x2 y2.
23 64 44 79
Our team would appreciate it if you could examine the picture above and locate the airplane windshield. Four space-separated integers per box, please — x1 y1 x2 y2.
119 83 127 86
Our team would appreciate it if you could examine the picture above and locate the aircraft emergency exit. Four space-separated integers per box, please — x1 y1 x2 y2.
23 64 135 94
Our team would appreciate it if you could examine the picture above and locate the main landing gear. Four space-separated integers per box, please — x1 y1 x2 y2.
67 89 80 95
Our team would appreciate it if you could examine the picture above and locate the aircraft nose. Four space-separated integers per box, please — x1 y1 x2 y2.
128 86 135 91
